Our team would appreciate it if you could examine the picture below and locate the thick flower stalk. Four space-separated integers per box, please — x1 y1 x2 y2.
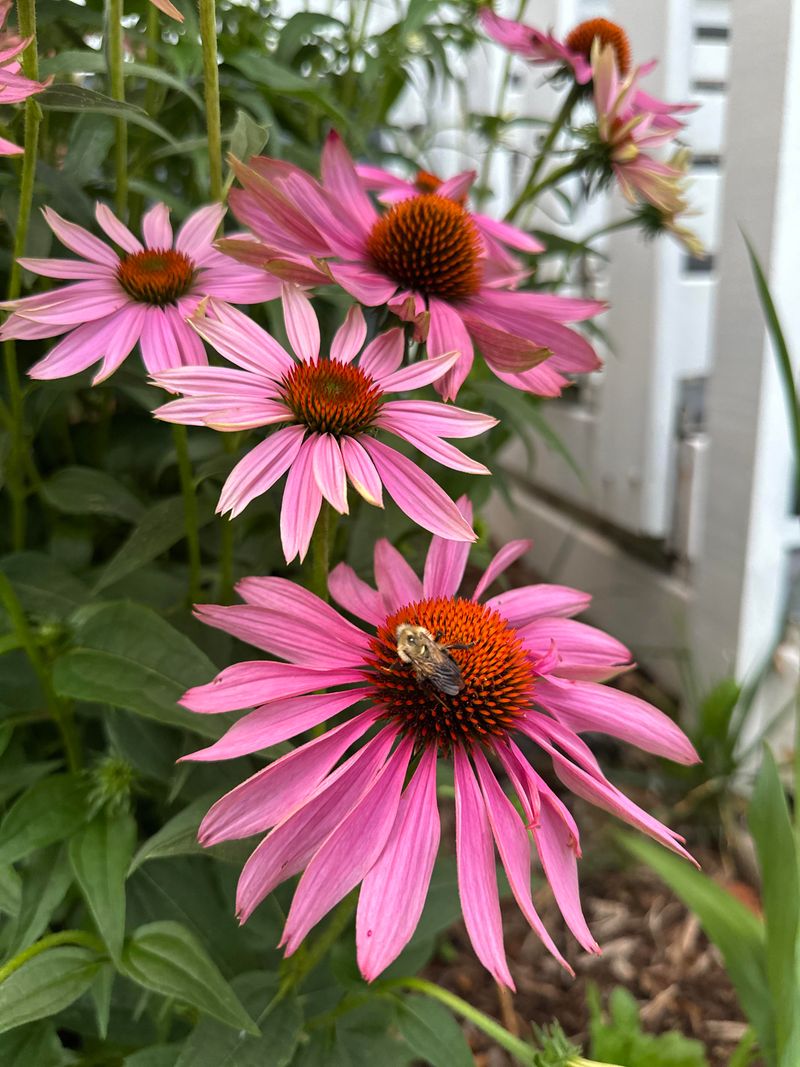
0 202 279 381
179 509 698 989
219 132 604 400
0 0 49 156
152 289 493 557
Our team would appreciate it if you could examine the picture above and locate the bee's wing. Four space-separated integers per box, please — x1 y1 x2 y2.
429 656 464 696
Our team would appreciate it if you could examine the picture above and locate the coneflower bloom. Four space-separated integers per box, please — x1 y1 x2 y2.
179 507 699 987
221 132 604 400
0 202 280 383
0 0 50 156
151 291 489 557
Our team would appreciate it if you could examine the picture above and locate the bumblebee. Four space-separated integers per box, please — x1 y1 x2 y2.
395 624 471 697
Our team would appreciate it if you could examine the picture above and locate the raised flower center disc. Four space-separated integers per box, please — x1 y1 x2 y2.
369 597 534 751
366 194 481 303
566 17 632 75
117 248 195 306
281 360 383 435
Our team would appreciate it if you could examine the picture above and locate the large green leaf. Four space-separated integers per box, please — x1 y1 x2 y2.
0 1021 71 1066
0 947 102 1033
5 846 73 958
120 921 259 1035
748 747 800 1067
52 601 227 740
69 812 137 964
396 995 475 1067
0 552 88 620
40 51 203 109
37 84 179 145
130 794 215 872
41 467 144 524
0 775 88 868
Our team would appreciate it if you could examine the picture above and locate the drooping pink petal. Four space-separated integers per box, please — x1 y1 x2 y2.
236 725 398 921
331 304 367 364
199 710 381 846
217 424 306 517
190 300 294 378
183 687 373 762
461 313 552 375
453 748 515 990
328 562 385 626
473 213 545 254
486 585 592 627
361 437 476 543
535 676 700 764
281 283 320 363
341 435 384 508
153 397 291 431
180 659 364 713
357 746 440 980
473 748 572 973
8 281 129 325
280 436 322 563
16 257 110 280
164 304 208 366
376 416 490 475
378 400 497 439
139 306 182 373
427 298 474 401
328 262 399 306
359 327 404 381
312 433 349 513
281 736 413 954
175 203 225 261
92 304 149 382
0 134 22 155
423 496 473 598
472 540 532 601
373 538 424 614
94 204 143 254
320 130 378 237
41 207 119 267
141 203 173 249
152 365 277 399
519 618 631 679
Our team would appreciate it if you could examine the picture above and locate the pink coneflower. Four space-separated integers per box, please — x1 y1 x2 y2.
221 132 604 400
179 508 699 987
0 0 50 156
151 290 490 556
0 202 280 383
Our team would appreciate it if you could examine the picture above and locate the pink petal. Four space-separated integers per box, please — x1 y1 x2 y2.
378 399 497 439
378 350 461 393
0 135 22 155
139 307 181 373
461 313 552 375
92 304 149 382
359 328 404 380
95 203 143 254
535 677 700 764
198 269 281 304
357 747 440 980
473 540 532 601
281 436 322 563
281 736 413 954
236 725 398 921
519 618 631 679
183 687 373 761
181 659 364 713
28 320 108 380
164 304 208 366
341 435 384 508
9 282 129 325
42 207 119 267
148 0 184 21
142 202 173 249
281 283 320 363
154 397 291 431
453 748 515 989
176 203 226 261
199 710 381 846
485 585 592 627
16 257 111 280
361 437 477 543
427 298 474 401
331 304 367 364
312 433 348 513
474 213 544 254
423 496 473 598
374 538 423 613
152 365 275 398
328 262 398 306
376 416 490 475
320 130 378 237
437 170 476 200
328 563 385 626
192 299 293 378
218 425 306 517
473 749 572 973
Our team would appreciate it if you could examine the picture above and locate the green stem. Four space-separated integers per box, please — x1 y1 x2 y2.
106 0 127 216
0 930 105 983
0 573 81 770
309 501 333 602
477 0 526 206
4 0 42 550
581 215 638 243
277 892 356 1000
505 82 581 222
171 424 202 603
198 0 223 201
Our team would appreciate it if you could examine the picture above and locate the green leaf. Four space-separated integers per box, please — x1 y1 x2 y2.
40 51 203 109
94 496 214 592
0 775 88 868
90 963 114 1041
226 52 349 126
0 947 102 1033
0 552 88 620
5 847 73 958
228 110 269 166
748 747 800 1067
69 812 137 963
124 1046 182 1067
52 601 226 740
0 1022 70 1066
41 467 144 523
697 678 741 744
37 84 179 146
397 995 474 1067
130 795 214 872
621 834 773 1056
120 921 259 1035
174 972 302 1067
274 11 343 64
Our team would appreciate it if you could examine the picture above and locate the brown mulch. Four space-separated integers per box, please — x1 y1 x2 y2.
425 856 756 1067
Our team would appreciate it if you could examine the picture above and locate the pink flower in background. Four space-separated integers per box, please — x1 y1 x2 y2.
0 202 280 383
152 290 490 557
221 132 604 400
0 0 51 156
180 509 699 988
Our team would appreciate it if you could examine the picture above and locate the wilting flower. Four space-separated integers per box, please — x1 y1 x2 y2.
152 290 490 556
221 132 604 400
0 203 279 383
635 147 705 257
180 508 698 987
0 0 51 156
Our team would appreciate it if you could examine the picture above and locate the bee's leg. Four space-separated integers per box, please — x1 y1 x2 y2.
443 641 474 652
